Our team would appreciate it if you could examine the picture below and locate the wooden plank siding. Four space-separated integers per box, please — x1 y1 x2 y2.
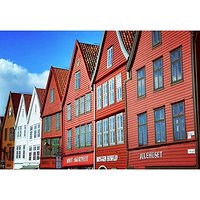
94 31 129 169
126 31 196 169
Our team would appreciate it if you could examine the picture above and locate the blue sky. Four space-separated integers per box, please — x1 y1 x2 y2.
0 31 103 115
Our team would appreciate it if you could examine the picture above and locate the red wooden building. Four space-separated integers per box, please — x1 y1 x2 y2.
40 67 69 169
62 40 99 169
126 31 199 169
91 31 135 169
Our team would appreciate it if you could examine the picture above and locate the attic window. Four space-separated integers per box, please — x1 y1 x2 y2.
107 46 113 68
50 88 54 103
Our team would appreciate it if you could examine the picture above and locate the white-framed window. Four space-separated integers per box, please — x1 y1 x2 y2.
86 93 91 112
36 145 40 160
30 126 33 140
116 113 124 144
24 125 26 137
97 86 102 110
116 73 122 101
80 96 85 114
75 127 80 148
103 118 108 146
33 145 37 160
16 145 21 159
37 123 40 138
22 145 25 159
103 82 108 107
86 123 92 147
50 88 54 103
17 126 22 138
56 113 60 131
80 125 86 147
34 124 37 138
109 78 115 105
109 116 115 145
29 146 32 161
67 129 72 150
97 121 102 147
107 46 113 68
75 99 79 117
67 104 71 120
75 71 80 89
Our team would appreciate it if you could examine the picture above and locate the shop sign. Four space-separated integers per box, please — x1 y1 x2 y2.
96 155 118 162
187 131 195 139
139 151 163 160
66 156 89 164
188 149 195 154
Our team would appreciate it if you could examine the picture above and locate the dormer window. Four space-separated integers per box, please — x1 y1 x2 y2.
75 71 80 89
107 46 113 68
50 88 54 103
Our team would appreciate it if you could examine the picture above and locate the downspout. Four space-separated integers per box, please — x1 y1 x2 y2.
93 84 96 169
191 31 199 169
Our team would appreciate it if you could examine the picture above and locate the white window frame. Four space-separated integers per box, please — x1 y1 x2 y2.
75 127 80 148
29 146 32 161
34 124 37 138
107 46 113 68
109 116 115 145
97 121 102 147
97 86 102 110
103 82 108 107
80 96 85 114
116 73 122 102
24 125 26 137
67 129 72 150
86 123 92 147
103 118 109 147
30 126 33 140
86 93 91 112
36 145 40 160
50 88 54 103
67 103 71 120
109 78 115 105
75 99 79 117
75 71 80 89
37 123 40 138
80 125 86 147
116 113 124 144
22 145 25 159
33 145 37 161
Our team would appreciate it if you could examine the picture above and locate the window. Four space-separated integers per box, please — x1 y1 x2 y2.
154 107 166 143
33 145 37 160
56 113 60 130
109 116 115 145
80 125 86 147
44 116 52 133
35 104 37 113
75 71 80 89
97 86 102 110
75 99 79 117
103 82 108 107
137 67 145 97
116 73 122 101
97 121 102 147
24 125 26 137
172 102 186 140
171 47 182 83
116 113 124 144
30 126 33 139
67 104 71 120
50 88 54 103
153 57 163 90
67 129 72 150
107 46 113 68
152 31 161 47
36 145 40 160
109 78 114 105
8 147 14 161
80 96 85 114
52 138 60 156
75 127 80 148
34 124 37 138
86 93 91 112
16 145 21 159
4 128 7 141
22 145 26 159
43 139 50 157
18 126 22 138
103 119 109 146
86 123 92 147
138 113 147 146
37 123 40 137
9 128 13 141
29 146 32 161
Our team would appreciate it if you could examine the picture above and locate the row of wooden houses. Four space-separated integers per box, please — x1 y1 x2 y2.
1 31 200 169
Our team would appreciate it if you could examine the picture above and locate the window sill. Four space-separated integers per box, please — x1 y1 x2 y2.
171 79 184 86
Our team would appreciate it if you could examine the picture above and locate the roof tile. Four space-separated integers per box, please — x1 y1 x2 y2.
24 94 32 114
10 92 21 117
36 88 46 109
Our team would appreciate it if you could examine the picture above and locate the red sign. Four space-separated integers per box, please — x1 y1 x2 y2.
62 153 93 167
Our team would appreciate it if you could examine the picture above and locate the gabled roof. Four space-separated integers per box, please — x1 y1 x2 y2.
79 42 99 79
24 94 32 115
35 88 46 109
91 31 135 85
10 92 22 117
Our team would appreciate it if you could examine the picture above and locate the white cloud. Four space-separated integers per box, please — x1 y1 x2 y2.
0 58 49 116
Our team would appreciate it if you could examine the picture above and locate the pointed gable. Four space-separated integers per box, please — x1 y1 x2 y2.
35 88 46 109
79 42 99 79
24 94 32 115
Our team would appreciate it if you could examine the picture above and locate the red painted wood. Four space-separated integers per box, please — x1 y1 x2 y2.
126 31 196 168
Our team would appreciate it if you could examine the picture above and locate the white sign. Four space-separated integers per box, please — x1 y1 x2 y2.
187 131 195 139
188 149 195 154
66 156 89 163
140 151 163 160
96 155 118 162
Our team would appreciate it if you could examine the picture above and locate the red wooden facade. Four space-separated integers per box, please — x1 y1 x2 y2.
126 31 197 169
40 67 69 169
62 41 99 169
92 31 135 169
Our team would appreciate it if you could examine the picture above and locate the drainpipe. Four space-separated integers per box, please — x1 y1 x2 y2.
191 31 200 169
93 84 96 170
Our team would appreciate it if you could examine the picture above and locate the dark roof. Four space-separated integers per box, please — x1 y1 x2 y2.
52 67 69 98
35 88 46 109
79 42 100 79
119 31 136 55
10 92 21 117
24 94 32 114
